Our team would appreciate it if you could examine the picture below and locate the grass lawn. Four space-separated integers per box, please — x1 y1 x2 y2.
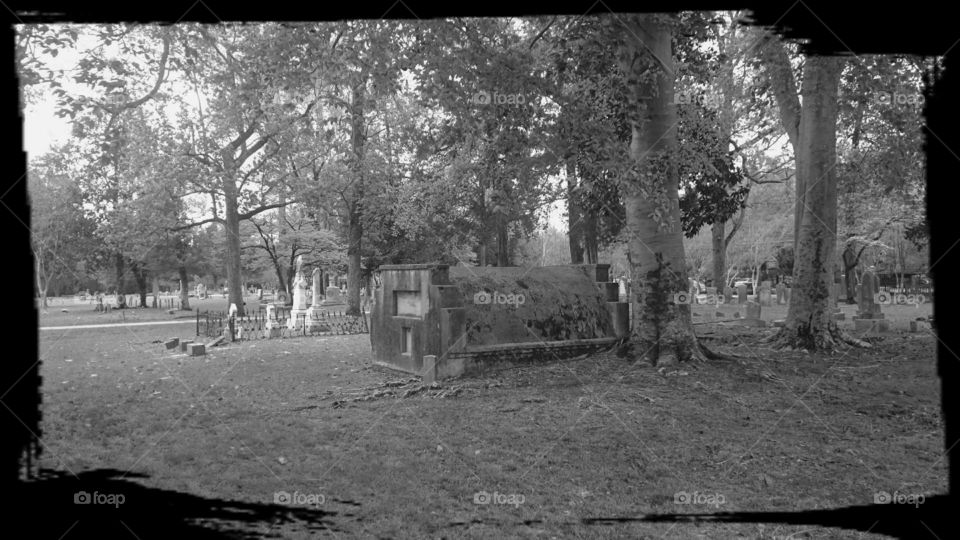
36 301 945 538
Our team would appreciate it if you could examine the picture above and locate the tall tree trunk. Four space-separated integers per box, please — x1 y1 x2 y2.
842 243 857 303
711 221 726 295
758 33 802 253
496 216 509 267
773 55 855 350
566 162 584 264
131 262 148 308
345 80 365 316
618 14 707 365
178 265 191 310
114 252 125 294
272 257 287 298
221 170 245 317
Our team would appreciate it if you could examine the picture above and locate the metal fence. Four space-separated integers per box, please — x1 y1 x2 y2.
196 307 368 341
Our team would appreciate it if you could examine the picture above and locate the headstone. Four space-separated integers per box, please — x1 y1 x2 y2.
287 256 310 330
164 338 179 350
739 301 766 327
180 340 194 352
736 284 748 304
724 288 735 304
228 303 239 318
856 270 883 319
189 343 206 356
422 355 437 384
854 268 889 332
306 268 324 329
258 288 263 300
322 284 346 306
776 282 787 305
759 281 772 306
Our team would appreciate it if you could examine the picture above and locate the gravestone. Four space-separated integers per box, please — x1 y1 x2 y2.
724 288 735 304
853 269 888 332
322 273 346 306
264 303 282 337
776 282 787 305
739 301 766 327
737 284 748 304
287 256 310 330
306 268 324 329
759 281 772 306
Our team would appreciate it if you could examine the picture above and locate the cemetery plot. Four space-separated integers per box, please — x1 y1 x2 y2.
196 308 368 342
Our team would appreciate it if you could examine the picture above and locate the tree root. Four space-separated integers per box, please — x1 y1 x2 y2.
699 341 738 362
769 324 872 352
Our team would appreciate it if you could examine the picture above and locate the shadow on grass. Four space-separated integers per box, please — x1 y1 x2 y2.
583 495 955 539
9 468 356 539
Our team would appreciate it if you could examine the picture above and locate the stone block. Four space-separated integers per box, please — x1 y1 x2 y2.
773 319 786 328
715 311 725 318
180 340 194 352
164 338 179 350
422 355 437 384
436 354 464 380
189 343 206 356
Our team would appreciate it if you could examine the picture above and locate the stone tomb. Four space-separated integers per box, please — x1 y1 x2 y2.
853 270 889 332
736 283 748 304
738 301 766 327
371 264 629 380
758 281 773 306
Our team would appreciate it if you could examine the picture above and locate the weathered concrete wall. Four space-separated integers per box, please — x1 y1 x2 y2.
370 263 628 379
